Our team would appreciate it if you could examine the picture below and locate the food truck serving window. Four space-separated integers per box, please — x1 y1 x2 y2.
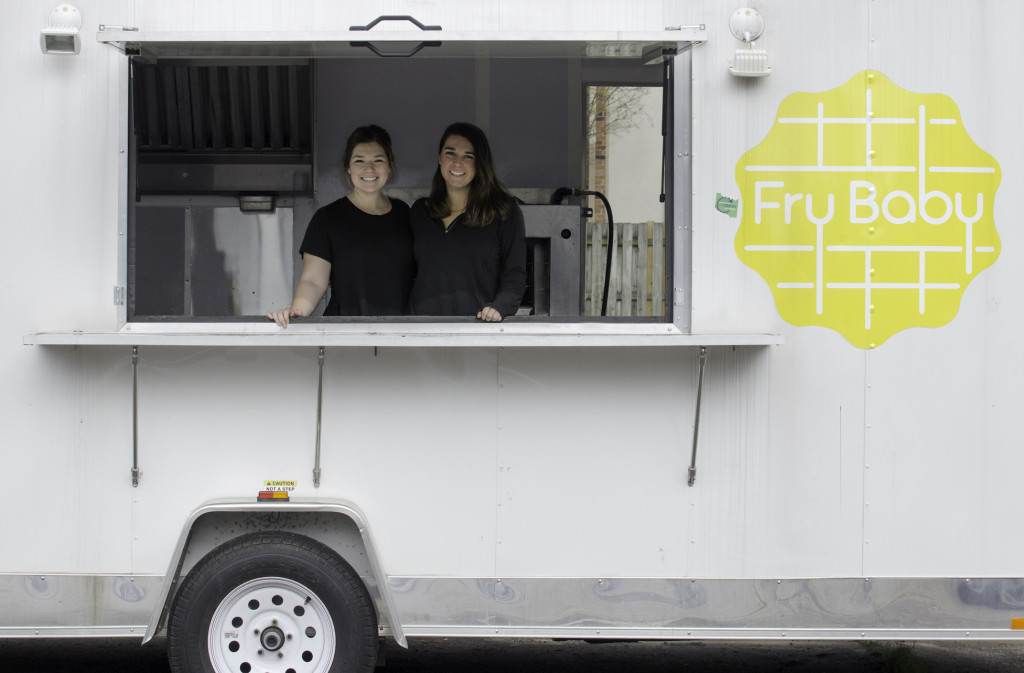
112 32 703 343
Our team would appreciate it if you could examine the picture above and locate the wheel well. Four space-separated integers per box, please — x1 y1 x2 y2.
166 511 390 637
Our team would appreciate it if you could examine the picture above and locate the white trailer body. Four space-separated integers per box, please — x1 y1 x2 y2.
5 0 1024 670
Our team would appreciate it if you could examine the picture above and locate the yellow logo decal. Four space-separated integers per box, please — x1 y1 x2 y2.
735 71 1000 348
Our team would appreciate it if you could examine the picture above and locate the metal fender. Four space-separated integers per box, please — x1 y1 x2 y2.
143 498 406 647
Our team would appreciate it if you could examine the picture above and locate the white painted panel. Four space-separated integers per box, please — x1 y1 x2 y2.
672 341 865 578
691 0 872 336
191 0 317 32
2 0 136 576
129 347 320 573
129 347 499 577
5 346 134 573
498 0 665 32
861 326 993 575
317 347 499 577
681 346 775 577
494 345 843 579
130 0 685 34
8 0 1024 600
130 2 194 32
687 0 1024 580
860 276 1024 577
494 348 691 577
856 1 1024 577
756 333 867 577
7 1 129 335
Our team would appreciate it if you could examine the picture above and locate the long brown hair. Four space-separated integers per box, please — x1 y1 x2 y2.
427 122 512 227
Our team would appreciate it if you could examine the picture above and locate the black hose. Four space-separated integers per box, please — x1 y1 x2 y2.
551 188 615 316
549 187 574 205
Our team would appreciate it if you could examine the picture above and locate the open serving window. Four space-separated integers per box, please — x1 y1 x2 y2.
31 21 787 347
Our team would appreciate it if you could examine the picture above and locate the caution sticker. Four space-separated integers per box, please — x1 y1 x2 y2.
258 480 296 502
263 480 296 492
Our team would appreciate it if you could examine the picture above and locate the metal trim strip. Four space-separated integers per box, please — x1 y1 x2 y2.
387 576 1024 635
25 325 783 348
0 574 161 638
96 30 708 62
399 626 1024 640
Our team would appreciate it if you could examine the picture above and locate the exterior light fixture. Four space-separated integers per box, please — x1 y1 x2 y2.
728 7 771 77
41 4 82 55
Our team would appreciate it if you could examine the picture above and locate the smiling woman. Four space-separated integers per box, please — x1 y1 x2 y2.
408 122 527 322
266 125 415 326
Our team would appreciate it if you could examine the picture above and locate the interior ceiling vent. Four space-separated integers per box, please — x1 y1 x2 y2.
131 61 314 195
132 62 312 153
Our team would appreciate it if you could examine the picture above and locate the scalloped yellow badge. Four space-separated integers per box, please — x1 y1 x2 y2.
735 71 1000 348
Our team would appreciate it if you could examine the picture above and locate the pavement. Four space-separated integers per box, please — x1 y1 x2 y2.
3 636 1024 672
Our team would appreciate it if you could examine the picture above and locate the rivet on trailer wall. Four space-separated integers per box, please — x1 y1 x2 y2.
728 8 772 77
40 4 81 55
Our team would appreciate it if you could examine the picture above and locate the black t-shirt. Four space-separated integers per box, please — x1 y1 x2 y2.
299 196 414 316
408 198 526 318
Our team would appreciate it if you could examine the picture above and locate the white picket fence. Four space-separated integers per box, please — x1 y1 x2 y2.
584 221 666 317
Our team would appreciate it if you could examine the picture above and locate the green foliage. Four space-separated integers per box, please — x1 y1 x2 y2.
586 86 654 141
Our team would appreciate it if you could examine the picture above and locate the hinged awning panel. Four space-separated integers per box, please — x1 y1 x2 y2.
97 28 707 60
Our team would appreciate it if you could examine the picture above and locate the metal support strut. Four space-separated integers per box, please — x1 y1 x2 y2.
687 346 707 487
313 346 325 488
131 345 141 487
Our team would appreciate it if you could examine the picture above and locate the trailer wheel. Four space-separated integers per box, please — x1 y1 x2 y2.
167 531 377 673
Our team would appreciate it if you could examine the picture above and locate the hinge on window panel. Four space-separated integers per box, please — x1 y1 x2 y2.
114 286 125 305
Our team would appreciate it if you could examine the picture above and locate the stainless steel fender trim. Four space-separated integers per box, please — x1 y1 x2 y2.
143 498 406 647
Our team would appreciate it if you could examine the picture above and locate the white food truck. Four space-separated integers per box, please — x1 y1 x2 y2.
6 1 1023 672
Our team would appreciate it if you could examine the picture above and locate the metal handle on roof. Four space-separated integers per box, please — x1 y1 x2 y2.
687 346 707 487
350 15 442 32
350 15 442 58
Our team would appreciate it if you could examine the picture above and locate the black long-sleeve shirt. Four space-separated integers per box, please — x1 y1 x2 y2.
408 198 526 318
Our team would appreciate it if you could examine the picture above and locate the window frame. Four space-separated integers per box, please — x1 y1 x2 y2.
43 29 781 347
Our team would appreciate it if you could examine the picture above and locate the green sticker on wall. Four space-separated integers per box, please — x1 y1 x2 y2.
716 193 739 217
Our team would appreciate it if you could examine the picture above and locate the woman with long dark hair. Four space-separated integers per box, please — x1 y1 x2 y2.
408 122 526 321
267 124 414 326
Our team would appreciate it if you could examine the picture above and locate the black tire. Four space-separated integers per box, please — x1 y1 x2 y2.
167 531 378 673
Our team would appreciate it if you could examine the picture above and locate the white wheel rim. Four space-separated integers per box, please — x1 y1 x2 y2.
208 576 336 673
